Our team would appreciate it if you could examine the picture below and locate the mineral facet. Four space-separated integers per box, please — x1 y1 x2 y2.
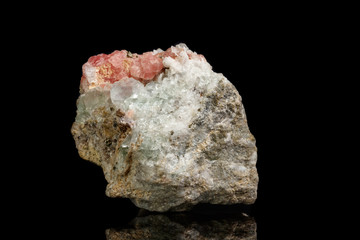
71 44 258 212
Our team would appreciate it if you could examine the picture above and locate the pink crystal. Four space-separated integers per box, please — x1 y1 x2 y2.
80 46 206 93
130 52 164 84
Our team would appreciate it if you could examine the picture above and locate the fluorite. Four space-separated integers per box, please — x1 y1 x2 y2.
72 44 258 212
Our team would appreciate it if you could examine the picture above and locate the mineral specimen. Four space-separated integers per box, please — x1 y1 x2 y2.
71 44 258 212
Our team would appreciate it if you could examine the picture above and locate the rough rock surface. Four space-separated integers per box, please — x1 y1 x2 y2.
105 212 256 240
71 44 258 212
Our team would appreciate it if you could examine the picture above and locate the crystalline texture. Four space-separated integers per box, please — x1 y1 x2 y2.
71 44 258 212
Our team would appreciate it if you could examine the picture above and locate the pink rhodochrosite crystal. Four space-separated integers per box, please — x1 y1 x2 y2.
80 45 206 93
130 52 164 83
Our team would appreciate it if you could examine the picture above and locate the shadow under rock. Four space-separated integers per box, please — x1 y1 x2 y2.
106 204 256 240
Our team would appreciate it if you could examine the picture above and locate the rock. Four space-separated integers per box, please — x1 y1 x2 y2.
105 212 256 240
71 44 258 212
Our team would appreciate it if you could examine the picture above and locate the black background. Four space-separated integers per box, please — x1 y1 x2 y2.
18 7 335 239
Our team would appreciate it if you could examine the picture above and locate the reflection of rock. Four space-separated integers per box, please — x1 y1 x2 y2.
105 212 256 240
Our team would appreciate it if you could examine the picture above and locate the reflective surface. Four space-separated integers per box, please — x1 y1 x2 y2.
106 206 256 240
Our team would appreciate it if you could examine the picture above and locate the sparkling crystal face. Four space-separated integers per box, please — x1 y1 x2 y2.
80 44 205 93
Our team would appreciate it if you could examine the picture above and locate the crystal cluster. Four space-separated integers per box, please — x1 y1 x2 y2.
71 44 258 212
